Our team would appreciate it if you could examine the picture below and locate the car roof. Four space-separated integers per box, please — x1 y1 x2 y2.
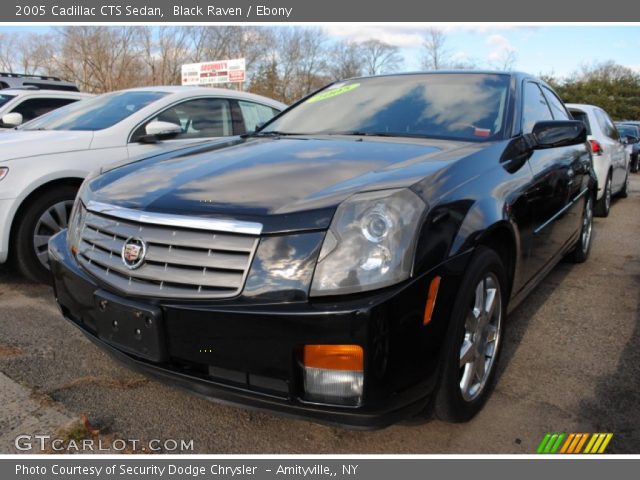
112 85 286 109
341 70 535 82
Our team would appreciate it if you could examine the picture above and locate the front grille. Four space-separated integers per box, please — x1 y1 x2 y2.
76 208 260 299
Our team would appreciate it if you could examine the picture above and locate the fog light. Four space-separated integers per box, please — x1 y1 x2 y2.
302 345 364 407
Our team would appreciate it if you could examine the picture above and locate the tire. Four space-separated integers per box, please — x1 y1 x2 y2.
631 154 639 173
594 172 612 217
13 186 77 283
433 246 507 422
566 194 594 264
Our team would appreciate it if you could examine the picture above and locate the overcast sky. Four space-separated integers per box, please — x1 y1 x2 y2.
1 24 638 78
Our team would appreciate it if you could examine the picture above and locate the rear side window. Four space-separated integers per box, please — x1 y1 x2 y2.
596 109 619 140
569 110 591 135
10 97 79 122
238 101 281 132
541 87 570 120
522 82 553 133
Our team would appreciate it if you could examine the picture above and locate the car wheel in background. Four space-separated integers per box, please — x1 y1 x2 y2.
13 186 77 283
567 194 594 264
433 247 507 422
595 172 612 217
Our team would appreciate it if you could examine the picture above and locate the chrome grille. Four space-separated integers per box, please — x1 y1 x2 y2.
76 205 261 299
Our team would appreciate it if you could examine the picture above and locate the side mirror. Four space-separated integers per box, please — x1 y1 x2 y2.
531 120 587 149
0 112 23 128
624 135 639 145
138 121 182 143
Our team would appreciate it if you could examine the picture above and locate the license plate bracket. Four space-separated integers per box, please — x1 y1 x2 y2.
93 290 166 362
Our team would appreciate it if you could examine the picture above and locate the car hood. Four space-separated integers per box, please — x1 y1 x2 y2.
88 136 488 233
0 130 93 161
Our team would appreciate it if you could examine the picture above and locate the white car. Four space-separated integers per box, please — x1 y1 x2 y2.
0 86 286 281
567 104 629 217
0 88 90 128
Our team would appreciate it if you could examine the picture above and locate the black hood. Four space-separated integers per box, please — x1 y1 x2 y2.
88 136 488 233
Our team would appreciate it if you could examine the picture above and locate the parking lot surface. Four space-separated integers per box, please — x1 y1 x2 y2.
1 177 639 454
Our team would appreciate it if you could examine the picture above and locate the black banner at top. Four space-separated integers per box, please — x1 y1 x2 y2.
3 0 639 22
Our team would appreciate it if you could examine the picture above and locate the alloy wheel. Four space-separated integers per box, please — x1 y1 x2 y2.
32 200 75 269
459 273 502 402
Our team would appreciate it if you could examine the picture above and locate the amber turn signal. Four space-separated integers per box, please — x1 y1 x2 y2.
423 275 441 326
303 344 364 372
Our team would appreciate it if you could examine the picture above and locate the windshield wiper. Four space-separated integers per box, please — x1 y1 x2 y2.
326 131 426 138
243 130 307 138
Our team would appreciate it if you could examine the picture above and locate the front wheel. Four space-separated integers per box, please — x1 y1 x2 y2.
595 172 612 217
433 247 507 422
13 186 77 283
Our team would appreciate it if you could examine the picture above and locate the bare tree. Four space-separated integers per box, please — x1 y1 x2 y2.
0 33 16 72
141 27 190 85
422 28 450 70
329 41 364 80
256 27 329 104
359 40 402 76
48 27 146 93
490 49 517 72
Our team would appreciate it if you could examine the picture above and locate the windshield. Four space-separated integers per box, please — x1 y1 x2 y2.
0 94 16 109
618 125 638 137
20 91 168 131
262 73 511 141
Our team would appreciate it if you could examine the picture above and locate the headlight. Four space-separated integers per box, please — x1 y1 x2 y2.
67 199 87 256
310 188 426 296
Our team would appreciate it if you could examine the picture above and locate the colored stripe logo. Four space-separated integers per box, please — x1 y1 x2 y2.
537 433 613 454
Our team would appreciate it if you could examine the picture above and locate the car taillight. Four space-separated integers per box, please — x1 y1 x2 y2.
589 140 603 155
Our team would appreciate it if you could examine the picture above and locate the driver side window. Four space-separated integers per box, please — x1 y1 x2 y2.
131 97 233 142
522 82 553 134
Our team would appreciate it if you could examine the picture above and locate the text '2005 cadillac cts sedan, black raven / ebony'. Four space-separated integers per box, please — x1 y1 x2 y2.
49 72 596 428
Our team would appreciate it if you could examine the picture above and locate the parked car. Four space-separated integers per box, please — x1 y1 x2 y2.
616 123 640 172
0 72 79 91
49 72 596 428
0 86 285 282
0 88 90 128
567 104 629 216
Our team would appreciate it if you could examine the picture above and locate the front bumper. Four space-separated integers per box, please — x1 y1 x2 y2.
0 197 19 263
49 231 466 429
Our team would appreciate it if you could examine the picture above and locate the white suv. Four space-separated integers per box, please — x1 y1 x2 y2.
567 104 629 217
0 86 285 281
0 88 90 128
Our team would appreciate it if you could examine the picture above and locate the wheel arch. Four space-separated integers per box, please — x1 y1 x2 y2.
8 177 84 254
474 222 519 301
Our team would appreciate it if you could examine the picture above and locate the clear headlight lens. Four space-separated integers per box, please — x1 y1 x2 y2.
310 188 426 296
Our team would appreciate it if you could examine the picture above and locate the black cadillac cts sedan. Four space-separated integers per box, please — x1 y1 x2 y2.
49 72 596 428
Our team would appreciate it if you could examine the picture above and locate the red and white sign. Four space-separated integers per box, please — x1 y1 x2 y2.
181 58 246 86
